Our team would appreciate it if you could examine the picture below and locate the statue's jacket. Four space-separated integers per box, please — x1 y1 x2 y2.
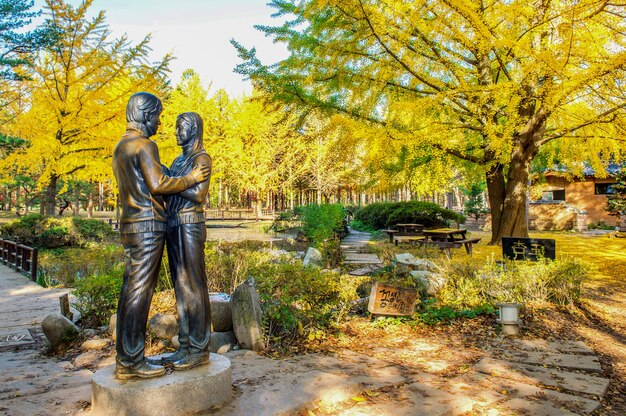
113 122 195 234
166 149 211 227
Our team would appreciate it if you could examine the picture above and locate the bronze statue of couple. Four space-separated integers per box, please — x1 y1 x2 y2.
112 92 212 379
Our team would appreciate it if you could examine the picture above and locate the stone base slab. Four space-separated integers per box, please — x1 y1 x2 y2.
91 353 232 416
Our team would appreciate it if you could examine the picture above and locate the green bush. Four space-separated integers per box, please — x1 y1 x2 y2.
0 214 115 248
437 257 590 307
73 264 124 328
353 201 465 230
415 302 495 325
204 241 273 294
72 217 117 242
296 203 347 243
251 262 366 347
38 244 124 287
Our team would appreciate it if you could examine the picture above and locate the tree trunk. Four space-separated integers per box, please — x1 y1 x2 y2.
73 186 80 216
88 189 94 218
45 175 58 216
98 182 104 211
486 138 539 245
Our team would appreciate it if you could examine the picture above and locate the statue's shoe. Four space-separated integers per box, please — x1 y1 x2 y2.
115 360 166 380
146 349 189 365
172 352 210 370
157 349 190 365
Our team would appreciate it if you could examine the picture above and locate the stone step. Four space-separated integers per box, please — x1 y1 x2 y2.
474 357 609 396
494 349 602 371
452 372 600 414
512 339 595 355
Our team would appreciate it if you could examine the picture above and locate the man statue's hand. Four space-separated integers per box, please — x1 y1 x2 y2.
190 165 210 184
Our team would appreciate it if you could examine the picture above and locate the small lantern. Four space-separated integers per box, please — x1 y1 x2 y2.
496 303 521 336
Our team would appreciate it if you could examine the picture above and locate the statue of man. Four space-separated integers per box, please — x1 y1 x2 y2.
160 112 212 369
112 92 209 380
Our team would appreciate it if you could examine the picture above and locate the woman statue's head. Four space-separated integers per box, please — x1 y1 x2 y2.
176 112 204 153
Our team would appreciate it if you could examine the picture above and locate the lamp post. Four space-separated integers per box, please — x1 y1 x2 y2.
496 303 521 336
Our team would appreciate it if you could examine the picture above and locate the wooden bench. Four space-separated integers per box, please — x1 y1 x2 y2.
383 229 399 244
414 237 481 258
393 235 426 246
456 237 481 256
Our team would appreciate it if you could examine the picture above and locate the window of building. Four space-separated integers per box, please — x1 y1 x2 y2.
594 183 616 195
541 189 566 201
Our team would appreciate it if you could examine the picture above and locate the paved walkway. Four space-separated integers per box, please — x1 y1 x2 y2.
0 265 93 416
0 263 613 415
341 229 382 275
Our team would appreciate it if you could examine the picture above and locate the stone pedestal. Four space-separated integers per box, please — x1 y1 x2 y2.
91 353 232 416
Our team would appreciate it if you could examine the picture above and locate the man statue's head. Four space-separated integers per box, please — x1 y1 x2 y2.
126 92 163 137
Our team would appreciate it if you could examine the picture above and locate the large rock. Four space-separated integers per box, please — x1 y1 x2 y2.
231 277 264 351
394 254 437 271
303 247 324 268
210 293 233 332
148 313 179 339
409 270 447 295
42 313 80 346
210 331 238 354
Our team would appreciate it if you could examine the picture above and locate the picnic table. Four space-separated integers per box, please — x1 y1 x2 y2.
419 228 480 257
384 223 424 243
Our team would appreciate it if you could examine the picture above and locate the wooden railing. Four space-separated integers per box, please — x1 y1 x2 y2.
0 239 38 281
204 209 278 221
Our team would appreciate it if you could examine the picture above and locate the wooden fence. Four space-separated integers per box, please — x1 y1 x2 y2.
99 209 278 229
204 209 277 221
0 239 38 281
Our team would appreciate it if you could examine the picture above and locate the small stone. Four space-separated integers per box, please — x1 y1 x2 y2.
148 313 179 339
210 293 233 332
210 331 238 354
107 314 117 341
231 277 264 351
394 254 437 271
303 247 323 268
83 328 98 338
156 339 170 349
42 313 80 346
74 351 100 368
80 338 110 351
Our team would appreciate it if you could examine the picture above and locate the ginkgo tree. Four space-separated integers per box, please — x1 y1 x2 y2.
1 0 171 215
234 0 626 244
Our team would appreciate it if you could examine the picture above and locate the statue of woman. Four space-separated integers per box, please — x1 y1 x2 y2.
162 112 212 369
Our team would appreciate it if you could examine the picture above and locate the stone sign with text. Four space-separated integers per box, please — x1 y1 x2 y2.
368 282 418 316
502 237 556 261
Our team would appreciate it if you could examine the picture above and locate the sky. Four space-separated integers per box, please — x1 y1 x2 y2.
34 0 289 97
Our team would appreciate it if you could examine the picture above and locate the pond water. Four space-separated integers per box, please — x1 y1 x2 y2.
205 220 297 242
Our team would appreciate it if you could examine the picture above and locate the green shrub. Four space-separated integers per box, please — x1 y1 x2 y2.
38 244 124 287
296 203 347 243
437 257 590 307
71 217 117 242
204 241 273 293
415 301 495 325
73 264 124 327
251 262 366 347
353 201 465 230
349 219 379 234
0 214 115 248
